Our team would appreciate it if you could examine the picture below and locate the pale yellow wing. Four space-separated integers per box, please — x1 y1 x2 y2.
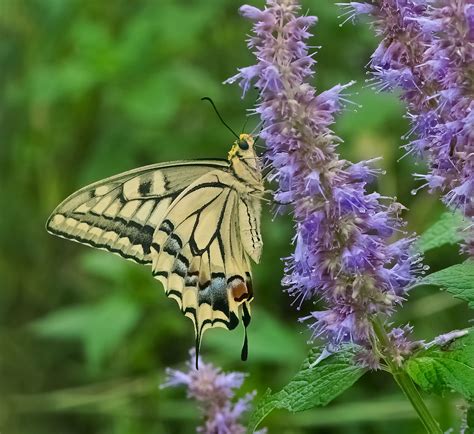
46 160 229 265
150 170 257 358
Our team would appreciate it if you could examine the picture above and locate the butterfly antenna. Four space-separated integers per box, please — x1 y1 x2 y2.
201 97 239 139
251 121 264 145
251 120 263 136
240 116 249 134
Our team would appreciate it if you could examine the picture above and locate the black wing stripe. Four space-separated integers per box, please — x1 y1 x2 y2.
183 307 239 331
188 191 226 255
154 190 225 256
77 211 156 255
48 225 150 265
115 199 156 257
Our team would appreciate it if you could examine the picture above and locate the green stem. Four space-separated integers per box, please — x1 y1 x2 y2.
372 317 442 434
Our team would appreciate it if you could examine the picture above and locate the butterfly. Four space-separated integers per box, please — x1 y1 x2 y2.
46 133 264 363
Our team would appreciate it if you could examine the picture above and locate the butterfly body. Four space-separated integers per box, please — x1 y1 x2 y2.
47 134 263 359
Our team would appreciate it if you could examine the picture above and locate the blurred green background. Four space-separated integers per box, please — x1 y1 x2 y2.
0 0 470 433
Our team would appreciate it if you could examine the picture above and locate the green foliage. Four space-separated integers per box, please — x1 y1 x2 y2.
206 309 306 366
417 211 466 253
248 347 367 432
406 329 474 400
416 261 474 309
466 403 474 434
31 294 141 373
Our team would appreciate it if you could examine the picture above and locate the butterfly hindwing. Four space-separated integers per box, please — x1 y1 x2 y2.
46 160 229 265
150 170 257 350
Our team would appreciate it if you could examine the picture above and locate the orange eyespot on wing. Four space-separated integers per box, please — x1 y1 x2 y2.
229 277 250 302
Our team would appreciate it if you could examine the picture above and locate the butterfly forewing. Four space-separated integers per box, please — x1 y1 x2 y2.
46 160 228 265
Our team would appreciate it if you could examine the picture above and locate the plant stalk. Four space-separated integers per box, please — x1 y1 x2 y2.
372 316 442 434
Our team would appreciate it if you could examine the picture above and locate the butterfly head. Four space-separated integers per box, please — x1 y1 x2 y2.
228 133 255 161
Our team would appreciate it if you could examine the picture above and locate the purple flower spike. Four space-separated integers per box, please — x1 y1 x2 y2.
228 0 421 355
162 350 266 434
387 325 422 366
341 0 474 253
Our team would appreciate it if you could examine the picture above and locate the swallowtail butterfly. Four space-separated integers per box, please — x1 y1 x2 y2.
46 133 264 363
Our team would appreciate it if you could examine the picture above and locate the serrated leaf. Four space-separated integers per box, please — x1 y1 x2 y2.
417 211 466 253
248 347 366 433
406 329 474 400
416 261 474 309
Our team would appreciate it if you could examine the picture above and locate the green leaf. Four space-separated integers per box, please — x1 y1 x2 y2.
417 211 466 253
31 294 141 372
248 347 366 432
416 261 474 309
406 329 474 400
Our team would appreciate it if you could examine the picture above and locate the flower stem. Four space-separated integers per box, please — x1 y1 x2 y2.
372 317 442 434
